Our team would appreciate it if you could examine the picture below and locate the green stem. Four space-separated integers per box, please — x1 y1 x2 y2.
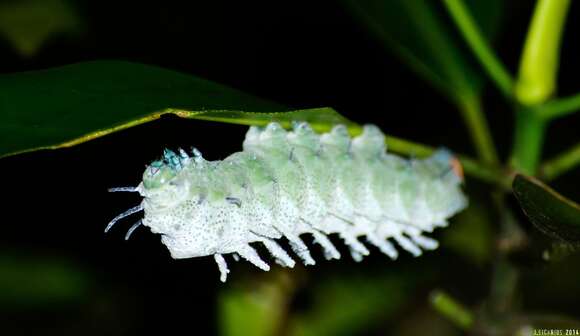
510 109 546 175
537 92 580 120
488 258 519 320
458 95 499 165
510 0 571 174
540 142 580 180
430 290 474 330
385 135 507 187
384 136 434 158
515 0 571 105
484 194 524 327
442 0 514 98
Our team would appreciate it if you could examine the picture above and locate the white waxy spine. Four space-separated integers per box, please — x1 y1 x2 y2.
107 122 468 282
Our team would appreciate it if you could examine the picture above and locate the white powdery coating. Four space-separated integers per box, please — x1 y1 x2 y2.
132 122 468 282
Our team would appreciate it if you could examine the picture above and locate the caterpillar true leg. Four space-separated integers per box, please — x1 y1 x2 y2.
310 230 341 260
214 254 230 283
105 204 144 233
236 245 271 271
392 234 422 257
409 234 439 250
365 233 398 260
275 229 316 266
350 250 364 262
328 213 371 261
300 219 341 260
260 238 296 268
339 232 370 261
401 225 439 250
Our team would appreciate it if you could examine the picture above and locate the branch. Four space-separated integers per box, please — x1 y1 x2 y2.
509 108 547 175
442 0 514 98
458 95 499 165
540 142 580 180
510 0 571 174
537 92 580 120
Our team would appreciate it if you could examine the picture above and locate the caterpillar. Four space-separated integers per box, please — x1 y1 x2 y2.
106 122 468 282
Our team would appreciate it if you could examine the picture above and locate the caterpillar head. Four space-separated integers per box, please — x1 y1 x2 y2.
140 151 231 259
141 150 192 211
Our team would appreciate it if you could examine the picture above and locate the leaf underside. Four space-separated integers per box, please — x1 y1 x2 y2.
0 61 357 159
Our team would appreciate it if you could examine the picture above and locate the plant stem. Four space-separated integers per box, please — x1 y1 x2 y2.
482 193 525 331
510 109 546 175
540 142 580 180
488 258 519 319
430 290 474 330
442 0 514 98
458 95 499 165
510 0 571 174
537 92 580 120
384 136 434 157
515 0 571 105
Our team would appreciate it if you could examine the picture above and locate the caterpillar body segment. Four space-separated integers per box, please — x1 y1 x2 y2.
107 122 467 282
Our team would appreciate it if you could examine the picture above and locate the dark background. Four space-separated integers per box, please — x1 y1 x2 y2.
2 1 580 335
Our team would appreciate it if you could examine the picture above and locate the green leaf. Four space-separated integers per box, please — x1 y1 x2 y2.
0 60 357 159
513 174 580 245
342 0 503 101
0 0 82 57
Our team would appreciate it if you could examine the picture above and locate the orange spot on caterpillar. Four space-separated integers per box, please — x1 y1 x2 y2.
450 157 464 181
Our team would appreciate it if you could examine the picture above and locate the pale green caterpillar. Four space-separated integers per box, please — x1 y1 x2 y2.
107 122 468 282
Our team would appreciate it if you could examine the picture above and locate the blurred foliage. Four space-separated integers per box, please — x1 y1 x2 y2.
287 270 422 336
343 0 503 167
429 290 473 329
341 0 503 102
220 267 430 336
442 198 493 266
219 270 296 336
0 253 89 307
0 0 81 57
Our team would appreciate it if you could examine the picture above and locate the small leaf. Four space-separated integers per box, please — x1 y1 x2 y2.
341 0 503 101
0 61 357 159
513 174 580 245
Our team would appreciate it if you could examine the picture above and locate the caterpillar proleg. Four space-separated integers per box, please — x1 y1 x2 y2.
107 122 467 282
